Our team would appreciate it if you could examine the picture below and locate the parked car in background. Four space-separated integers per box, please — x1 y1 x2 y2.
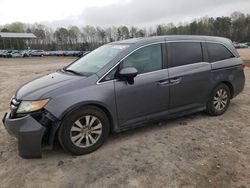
29 50 45 57
79 51 90 57
233 42 240 49
63 50 89 57
64 51 79 56
2 35 245 158
10 51 24 58
239 43 248 48
2 50 12 58
233 42 248 49
2 50 24 58
45 51 57 56
55 51 65 56
45 51 65 56
0 50 7 57
19 50 32 57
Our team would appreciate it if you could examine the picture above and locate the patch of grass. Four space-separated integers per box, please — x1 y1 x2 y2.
244 60 250 67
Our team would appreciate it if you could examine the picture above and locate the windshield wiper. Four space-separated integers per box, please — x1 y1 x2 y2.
62 68 84 76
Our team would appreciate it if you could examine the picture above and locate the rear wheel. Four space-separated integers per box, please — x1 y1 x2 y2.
206 83 231 116
58 106 110 155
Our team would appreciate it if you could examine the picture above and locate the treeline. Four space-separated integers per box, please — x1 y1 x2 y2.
0 11 250 50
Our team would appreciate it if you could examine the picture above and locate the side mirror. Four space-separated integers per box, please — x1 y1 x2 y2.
117 67 138 85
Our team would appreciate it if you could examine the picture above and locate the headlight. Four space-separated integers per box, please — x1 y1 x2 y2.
16 99 49 113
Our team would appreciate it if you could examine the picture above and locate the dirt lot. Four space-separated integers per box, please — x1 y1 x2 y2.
0 50 250 188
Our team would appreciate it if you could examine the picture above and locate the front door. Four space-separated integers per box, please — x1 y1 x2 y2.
114 43 170 127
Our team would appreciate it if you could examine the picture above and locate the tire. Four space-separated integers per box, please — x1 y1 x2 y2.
206 83 231 116
58 106 110 155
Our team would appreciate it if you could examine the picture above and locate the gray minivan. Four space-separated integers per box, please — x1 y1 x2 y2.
2 35 245 158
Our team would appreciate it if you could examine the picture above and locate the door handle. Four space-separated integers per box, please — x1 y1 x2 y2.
170 77 182 84
156 80 169 86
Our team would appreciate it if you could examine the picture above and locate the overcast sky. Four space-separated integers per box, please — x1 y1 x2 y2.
0 0 250 28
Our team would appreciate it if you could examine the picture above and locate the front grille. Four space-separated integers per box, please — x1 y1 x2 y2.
10 98 20 118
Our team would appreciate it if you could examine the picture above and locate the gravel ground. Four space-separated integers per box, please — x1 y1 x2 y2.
0 51 249 188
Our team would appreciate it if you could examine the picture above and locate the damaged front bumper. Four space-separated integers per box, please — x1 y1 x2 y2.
2 111 59 159
2 112 45 158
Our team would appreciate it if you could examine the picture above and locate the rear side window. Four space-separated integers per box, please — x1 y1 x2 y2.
168 42 203 67
207 43 235 62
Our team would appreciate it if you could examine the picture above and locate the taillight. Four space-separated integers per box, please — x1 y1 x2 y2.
241 64 246 70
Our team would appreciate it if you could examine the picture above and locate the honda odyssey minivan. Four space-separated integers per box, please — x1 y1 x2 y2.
2 35 245 158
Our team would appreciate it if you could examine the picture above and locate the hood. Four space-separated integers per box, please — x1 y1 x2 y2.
16 71 84 100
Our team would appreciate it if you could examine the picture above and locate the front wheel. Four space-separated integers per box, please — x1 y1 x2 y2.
58 106 110 155
206 83 231 116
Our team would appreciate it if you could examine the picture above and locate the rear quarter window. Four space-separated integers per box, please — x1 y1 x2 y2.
207 42 235 63
168 42 203 67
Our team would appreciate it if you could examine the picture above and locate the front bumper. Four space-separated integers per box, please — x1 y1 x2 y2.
2 112 46 158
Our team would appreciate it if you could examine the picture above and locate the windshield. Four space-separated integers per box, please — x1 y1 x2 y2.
65 44 129 76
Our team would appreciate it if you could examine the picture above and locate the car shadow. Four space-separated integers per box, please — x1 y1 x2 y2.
108 111 208 142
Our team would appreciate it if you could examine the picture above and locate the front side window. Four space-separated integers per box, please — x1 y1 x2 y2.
65 44 129 76
120 44 162 74
207 43 235 63
168 42 203 67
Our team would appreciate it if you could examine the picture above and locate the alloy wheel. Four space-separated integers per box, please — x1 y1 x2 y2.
70 115 102 148
213 88 228 111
